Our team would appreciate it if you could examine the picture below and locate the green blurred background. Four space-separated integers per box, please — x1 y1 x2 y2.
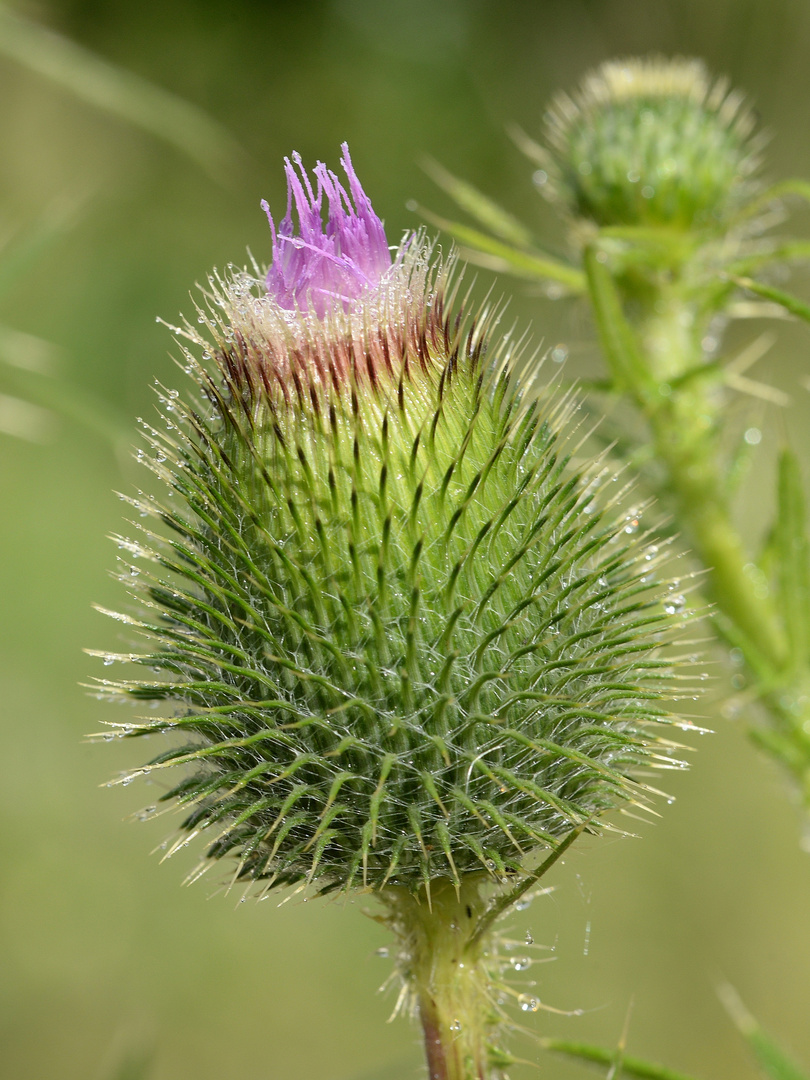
2 1 810 1077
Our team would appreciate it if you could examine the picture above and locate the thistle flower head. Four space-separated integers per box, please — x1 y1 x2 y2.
541 56 760 230
262 142 392 317
94 146 695 898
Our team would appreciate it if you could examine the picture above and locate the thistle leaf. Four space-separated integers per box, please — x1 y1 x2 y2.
537 1038 703 1080
732 277 810 325
419 206 586 292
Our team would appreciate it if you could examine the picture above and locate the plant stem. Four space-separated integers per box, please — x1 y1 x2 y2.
382 876 501 1080
587 259 810 801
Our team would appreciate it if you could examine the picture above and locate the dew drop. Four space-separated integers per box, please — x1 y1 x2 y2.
103 657 115 666
514 897 532 912
623 510 640 534
518 994 540 1013
375 946 389 958
510 956 533 971
449 1020 462 1032
550 344 568 364
663 594 686 615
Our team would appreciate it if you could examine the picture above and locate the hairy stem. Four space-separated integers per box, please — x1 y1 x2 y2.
382 877 503 1080
587 259 810 800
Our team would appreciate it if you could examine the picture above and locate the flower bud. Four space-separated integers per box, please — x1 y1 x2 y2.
94 145 692 897
541 57 760 230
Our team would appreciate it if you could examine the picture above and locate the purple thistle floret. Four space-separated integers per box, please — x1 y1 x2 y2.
262 142 393 319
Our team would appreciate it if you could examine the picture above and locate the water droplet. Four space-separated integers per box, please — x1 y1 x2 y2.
626 169 640 183
514 897 532 912
524 930 534 945
103 656 115 666
644 544 659 561
550 344 568 364
623 509 641 534
449 1020 462 1032
375 946 389 958
583 920 591 956
663 594 686 615
510 956 533 971
533 169 548 187
744 427 762 446
518 994 540 1013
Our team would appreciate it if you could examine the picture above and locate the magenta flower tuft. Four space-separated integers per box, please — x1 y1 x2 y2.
262 142 393 318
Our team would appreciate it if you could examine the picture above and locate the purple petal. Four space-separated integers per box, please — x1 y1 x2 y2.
263 143 392 317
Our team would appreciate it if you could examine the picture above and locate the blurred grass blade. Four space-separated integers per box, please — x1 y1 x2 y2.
0 321 61 373
0 391 54 441
731 276 810 324
774 449 810 672
538 1038 704 1080
423 157 538 248
1 353 130 454
101 1045 155 1080
420 205 585 292
0 198 81 301
0 4 247 185
719 984 810 1080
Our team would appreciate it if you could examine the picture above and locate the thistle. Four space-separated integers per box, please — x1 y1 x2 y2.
93 144 694 1079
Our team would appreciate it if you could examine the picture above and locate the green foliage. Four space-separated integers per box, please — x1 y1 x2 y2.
94 260 691 896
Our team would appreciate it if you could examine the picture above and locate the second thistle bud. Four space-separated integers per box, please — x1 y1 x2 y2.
541 57 760 230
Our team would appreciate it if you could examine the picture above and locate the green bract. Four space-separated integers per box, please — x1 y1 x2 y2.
542 57 760 230
94 234 691 897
